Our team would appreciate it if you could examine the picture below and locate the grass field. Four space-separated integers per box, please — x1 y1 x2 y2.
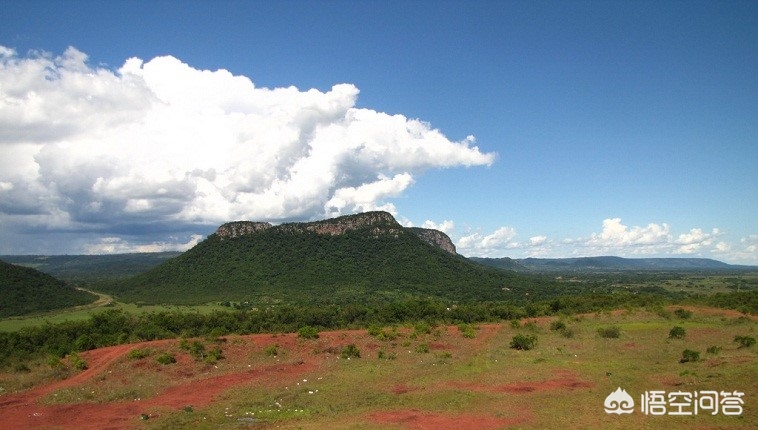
0 301 228 332
2 305 752 429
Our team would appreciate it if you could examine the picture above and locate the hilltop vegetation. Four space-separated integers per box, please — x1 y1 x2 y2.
106 212 559 305
0 260 97 318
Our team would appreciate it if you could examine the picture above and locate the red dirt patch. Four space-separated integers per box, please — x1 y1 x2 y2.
368 409 527 430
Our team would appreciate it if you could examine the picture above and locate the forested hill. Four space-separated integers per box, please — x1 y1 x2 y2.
0 260 98 317
108 212 552 305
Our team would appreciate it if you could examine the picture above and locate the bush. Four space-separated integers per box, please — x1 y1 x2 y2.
706 345 722 355
340 344 361 359
674 308 693 319
458 323 477 339
415 343 430 354
680 349 700 363
297 326 320 339
205 347 224 364
669 326 686 339
69 352 88 370
510 334 537 350
550 321 566 331
264 345 279 357
127 348 151 360
597 326 621 339
734 335 756 348
156 352 176 365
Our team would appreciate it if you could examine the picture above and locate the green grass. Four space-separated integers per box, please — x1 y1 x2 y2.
0 301 228 332
145 308 756 429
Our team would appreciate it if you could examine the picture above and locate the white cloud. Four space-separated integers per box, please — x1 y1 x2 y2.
451 218 756 264
673 228 721 254
0 46 495 251
84 234 204 254
586 218 671 250
421 219 455 234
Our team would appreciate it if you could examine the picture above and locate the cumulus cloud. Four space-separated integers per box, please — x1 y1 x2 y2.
451 218 751 262
0 46 495 253
84 234 204 254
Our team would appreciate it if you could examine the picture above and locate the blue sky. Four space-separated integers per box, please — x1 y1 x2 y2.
1 1 756 263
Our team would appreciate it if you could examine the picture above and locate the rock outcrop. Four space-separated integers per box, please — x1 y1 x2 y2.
408 227 457 254
212 211 456 254
215 221 272 240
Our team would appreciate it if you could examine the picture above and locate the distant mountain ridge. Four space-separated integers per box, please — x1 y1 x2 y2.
471 256 752 272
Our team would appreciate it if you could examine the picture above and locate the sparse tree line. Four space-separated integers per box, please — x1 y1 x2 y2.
0 289 753 369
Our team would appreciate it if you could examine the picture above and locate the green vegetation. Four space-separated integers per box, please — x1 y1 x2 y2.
0 260 97 317
156 352 176 365
597 326 621 339
734 335 755 348
679 349 700 363
105 214 562 305
668 326 686 339
340 344 361 359
297 325 320 339
510 333 537 350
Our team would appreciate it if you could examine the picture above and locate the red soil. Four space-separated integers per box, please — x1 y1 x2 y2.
0 334 315 429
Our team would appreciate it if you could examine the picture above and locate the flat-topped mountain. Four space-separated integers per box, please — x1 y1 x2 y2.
213 212 456 253
110 212 518 305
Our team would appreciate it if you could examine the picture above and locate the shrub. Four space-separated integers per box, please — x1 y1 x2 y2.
674 308 693 319
181 340 206 361
264 345 279 357
559 328 576 338
734 335 756 348
510 334 537 350
458 323 476 339
297 326 320 339
413 322 432 336
127 348 151 360
69 352 88 370
597 326 621 339
156 352 176 365
205 347 224 364
706 345 722 355
415 343 430 354
680 349 700 363
669 326 686 339
340 344 361 359
550 321 566 331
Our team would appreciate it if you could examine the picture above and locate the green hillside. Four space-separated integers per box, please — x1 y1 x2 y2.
0 260 98 317
108 212 551 305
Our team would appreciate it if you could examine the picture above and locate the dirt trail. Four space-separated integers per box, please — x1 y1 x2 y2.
0 334 315 429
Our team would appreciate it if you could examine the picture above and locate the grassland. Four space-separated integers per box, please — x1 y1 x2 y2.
1 305 753 429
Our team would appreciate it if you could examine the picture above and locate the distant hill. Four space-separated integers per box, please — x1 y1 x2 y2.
470 256 749 272
108 212 536 305
0 260 98 317
0 252 182 282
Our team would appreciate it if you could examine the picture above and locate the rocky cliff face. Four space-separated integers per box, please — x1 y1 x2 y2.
408 227 457 254
215 221 272 239
213 211 456 254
